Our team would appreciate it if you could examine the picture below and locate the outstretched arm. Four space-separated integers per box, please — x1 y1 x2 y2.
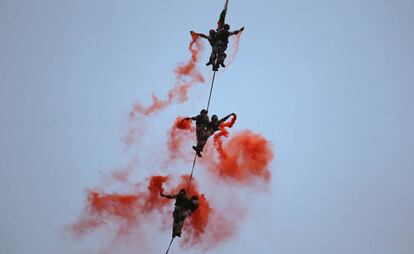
198 33 209 39
219 113 236 123
190 31 209 39
160 192 176 199
183 116 197 121
229 26 245 36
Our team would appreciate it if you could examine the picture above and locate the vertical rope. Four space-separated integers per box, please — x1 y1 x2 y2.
165 237 174 254
206 70 217 111
186 70 217 193
186 153 197 192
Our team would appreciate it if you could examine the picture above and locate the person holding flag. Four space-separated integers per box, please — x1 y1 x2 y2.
191 0 244 71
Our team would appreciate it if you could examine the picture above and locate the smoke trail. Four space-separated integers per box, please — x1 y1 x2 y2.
70 17 274 253
166 117 194 162
213 114 238 158
71 175 212 246
129 32 205 118
166 114 273 184
71 175 170 237
72 127 274 252
225 32 243 67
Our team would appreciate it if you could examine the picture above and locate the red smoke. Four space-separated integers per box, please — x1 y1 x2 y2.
129 32 205 118
71 19 274 253
213 130 273 183
71 174 213 247
144 175 171 211
71 175 170 237
213 114 237 158
167 117 195 162
226 32 243 67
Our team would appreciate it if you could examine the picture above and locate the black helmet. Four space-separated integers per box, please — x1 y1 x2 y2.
211 115 218 121
209 29 216 37
224 24 230 30
179 189 186 195
200 109 208 115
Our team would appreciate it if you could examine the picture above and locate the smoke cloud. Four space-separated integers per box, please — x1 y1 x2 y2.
70 24 272 254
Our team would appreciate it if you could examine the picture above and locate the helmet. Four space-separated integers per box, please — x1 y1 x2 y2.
200 109 208 115
224 24 230 30
211 115 218 121
179 189 186 195
209 29 216 37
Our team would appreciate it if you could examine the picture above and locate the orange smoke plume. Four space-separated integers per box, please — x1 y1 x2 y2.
213 114 237 158
71 174 213 248
129 32 205 118
71 175 170 237
214 130 273 183
144 175 171 211
167 117 195 161
226 31 243 67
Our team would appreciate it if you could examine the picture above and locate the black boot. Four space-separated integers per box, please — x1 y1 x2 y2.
192 146 202 157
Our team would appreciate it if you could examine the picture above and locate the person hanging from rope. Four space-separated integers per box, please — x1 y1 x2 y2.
214 24 244 70
191 25 244 71
214 0 244 70
183 109 210 157
209 113 236 133
190 0 244 71
191 112 236 157
160 189 199 238
191 30 219 69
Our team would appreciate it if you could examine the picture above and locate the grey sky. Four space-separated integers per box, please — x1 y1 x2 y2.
1 0 413 253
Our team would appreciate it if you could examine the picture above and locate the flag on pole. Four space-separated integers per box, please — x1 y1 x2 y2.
217 0 229 29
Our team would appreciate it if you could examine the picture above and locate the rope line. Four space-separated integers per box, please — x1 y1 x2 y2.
206 70 217 111
169 68 217 253
165 237 174 254
186 70 217 193
186 153 198 192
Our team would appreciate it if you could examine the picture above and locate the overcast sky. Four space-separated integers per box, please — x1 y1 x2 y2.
1 0 414 253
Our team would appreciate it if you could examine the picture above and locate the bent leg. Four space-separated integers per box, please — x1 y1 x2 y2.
172 208 188 238
217 52 227 68
197 129 213 151
207 51 217 66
